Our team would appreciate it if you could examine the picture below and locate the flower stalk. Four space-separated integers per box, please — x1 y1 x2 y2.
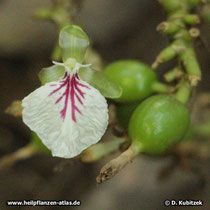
152 81 175 93
153 0 202 88
80 136 127 163
175 80 192 104
96 142 141 183
152 0 203 114
164 67 184 82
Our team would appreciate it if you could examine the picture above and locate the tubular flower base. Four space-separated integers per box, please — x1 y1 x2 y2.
22 59 108 158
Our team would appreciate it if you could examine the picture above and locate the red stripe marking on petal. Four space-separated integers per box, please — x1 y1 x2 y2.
49 73 89 122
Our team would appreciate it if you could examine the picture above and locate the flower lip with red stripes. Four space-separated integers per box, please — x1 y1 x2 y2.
22 58 109 158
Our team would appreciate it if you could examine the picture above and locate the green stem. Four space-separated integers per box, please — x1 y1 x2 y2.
168 9 187 19
157 21 180 34
80 136 127 163
179 47 202 86
156 0 203 88
96 142 142 183
183 14 200 24
159 0 202 12
152 46 177 68
173 29 192 40
152 81 175 93
175 81 192 104
152 39 186 69
164 67 184 82
158 0 188 13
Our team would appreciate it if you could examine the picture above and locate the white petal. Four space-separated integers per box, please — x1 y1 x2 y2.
22 73 108 158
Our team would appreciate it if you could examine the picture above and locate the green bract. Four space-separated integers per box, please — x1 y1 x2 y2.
104 60 157 103
59 25 89 63
38 65 65 85
79 67 122 98
128 95 190 154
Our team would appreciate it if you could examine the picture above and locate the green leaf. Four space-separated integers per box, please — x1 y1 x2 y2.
38 65 65 85
59 25 90 63
79 67 122 99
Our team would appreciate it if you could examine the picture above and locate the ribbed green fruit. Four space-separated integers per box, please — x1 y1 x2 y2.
128 95 190 154
104 60 157 103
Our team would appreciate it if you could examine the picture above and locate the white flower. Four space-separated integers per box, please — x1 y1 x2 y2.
22 58 109 158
